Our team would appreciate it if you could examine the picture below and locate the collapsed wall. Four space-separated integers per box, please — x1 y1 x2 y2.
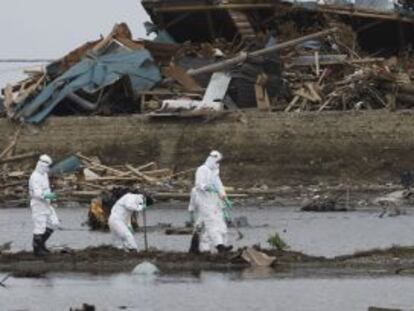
1 111 414 186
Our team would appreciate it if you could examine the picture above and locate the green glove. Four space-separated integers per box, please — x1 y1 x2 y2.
206 185 215 193
43 191 57 201
128 226 134 234
223 197 233 209
221 197 232 222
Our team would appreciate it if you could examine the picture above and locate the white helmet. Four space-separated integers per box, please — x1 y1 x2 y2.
39 154 53 166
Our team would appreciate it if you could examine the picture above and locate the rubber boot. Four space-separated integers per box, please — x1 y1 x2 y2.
189 231 201 254
41 228 54 253
216 244 233 253
33 234 48 257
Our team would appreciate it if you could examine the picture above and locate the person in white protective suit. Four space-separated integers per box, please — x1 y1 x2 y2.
29 154 60 256
188 150 233 253
108 193 145 251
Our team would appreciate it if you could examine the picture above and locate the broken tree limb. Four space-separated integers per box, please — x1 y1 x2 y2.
162 28 337 83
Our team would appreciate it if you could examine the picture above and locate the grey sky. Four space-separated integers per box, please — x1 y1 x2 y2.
0 0 151 87
0 0 150 58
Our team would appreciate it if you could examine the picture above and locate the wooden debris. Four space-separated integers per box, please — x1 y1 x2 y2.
164 63 203 92
0 152 38 165
125 164 156 184
255 74 271 111
0 126 22 159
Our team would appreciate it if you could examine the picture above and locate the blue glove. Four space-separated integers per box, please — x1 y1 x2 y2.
43 191 57 201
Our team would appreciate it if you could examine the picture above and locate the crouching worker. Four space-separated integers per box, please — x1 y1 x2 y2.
188 150 233 253
29 154 60 257
108 192 147 252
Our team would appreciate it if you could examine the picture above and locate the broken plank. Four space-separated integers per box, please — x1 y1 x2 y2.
143 168 173 176
76 153 126 176
318 97 334 112
305 83 322 102
294 89 318 103
138 161 157 171
164 63 203 92
125 164 156 183
0 126 22 159
285 95 300 112
255 74 271 112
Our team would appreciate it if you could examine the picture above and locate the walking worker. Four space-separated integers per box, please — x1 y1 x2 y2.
29 154 60 256
108 192 146 251
188 150 233 253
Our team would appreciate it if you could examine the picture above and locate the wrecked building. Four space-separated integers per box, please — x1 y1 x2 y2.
3 1 414 190
1 0 414 123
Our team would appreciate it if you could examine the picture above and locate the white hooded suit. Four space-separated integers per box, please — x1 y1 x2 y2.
108 193 144 250
188 151 228 252
29 155 60 235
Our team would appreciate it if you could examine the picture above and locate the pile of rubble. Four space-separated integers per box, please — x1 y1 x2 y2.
0 136 194 206
1 1 414 123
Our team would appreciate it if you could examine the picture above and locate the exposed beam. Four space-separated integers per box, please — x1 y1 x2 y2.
154 3 275 13
312 6 414 24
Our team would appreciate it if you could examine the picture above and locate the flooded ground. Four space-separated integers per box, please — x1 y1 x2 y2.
1 272 414 311
2 203 414 310
2 203 414 258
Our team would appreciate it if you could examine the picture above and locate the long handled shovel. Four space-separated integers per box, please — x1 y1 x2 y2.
142 203 149 252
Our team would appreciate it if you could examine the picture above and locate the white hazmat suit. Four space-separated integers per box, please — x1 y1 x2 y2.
108 193 144 251
188 151 232 253
29 154 60 256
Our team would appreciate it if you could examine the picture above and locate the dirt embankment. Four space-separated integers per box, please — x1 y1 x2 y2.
2 111 414 188
2 245 414 277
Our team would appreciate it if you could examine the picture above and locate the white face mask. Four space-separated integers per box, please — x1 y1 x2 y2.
36 161 50 175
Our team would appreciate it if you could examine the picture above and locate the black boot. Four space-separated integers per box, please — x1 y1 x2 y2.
33 234 48 257
41 228 54 253
216 244 233 253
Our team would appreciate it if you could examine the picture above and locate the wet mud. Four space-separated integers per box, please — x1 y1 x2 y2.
2 245 414 277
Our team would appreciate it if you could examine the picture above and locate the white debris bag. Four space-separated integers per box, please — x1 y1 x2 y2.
132 261 159 275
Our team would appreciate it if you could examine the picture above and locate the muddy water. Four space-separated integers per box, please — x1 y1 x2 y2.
1 272 414 311
2 203 414 257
